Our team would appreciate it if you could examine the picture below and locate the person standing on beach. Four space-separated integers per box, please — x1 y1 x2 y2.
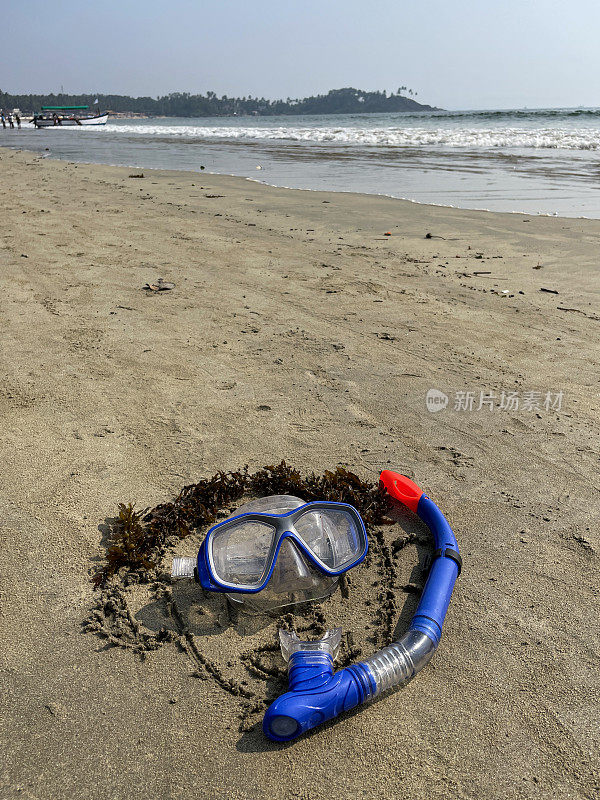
0 110 6 129
14 112 21 129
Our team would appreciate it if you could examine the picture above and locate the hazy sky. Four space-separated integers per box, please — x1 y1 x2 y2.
3 0 599 110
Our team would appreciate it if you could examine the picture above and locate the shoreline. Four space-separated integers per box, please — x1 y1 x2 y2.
0 146 598 800
3 141 598 222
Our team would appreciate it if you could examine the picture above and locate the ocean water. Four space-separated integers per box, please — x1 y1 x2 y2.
5 108 600 217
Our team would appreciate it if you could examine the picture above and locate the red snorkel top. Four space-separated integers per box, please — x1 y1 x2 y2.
379 470 424 513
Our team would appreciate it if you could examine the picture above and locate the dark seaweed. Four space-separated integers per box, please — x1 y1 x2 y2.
100 503 153 583
93 461 392 586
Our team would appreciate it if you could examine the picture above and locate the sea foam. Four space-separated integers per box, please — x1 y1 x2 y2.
100 123 600 150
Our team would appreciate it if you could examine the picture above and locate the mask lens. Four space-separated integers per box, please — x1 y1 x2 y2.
210 520 276 586
294 509 364 569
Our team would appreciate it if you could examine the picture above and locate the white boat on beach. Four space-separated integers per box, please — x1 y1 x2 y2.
31 106 108 128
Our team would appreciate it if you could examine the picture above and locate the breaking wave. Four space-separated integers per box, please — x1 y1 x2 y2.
100 122 600 150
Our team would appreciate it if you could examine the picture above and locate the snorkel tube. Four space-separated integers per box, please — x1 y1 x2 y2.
263 472 462 742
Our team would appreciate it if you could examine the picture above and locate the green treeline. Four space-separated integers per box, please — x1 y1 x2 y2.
0 87 436 116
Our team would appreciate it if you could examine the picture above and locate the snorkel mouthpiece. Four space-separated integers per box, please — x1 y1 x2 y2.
263 473 462 743
263 630 376 742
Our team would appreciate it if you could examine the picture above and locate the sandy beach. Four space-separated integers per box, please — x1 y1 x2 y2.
0 146 598 799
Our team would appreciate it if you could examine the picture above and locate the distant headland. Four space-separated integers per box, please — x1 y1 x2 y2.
0 87 438 117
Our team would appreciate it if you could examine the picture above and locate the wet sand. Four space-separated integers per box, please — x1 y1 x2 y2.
0 147 598 800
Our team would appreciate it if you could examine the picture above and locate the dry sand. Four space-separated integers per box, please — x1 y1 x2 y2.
0 147 598 800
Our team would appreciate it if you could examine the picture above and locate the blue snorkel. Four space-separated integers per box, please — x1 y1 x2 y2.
263 472 462 742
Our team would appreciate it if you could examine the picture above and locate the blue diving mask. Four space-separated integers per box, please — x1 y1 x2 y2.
172 495 368 613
